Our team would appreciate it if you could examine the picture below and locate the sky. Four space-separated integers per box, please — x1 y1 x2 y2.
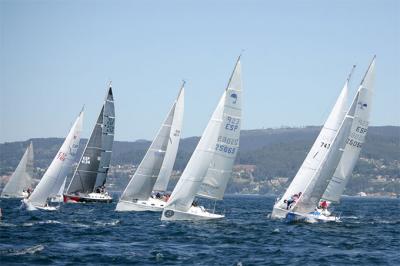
0 0 399 143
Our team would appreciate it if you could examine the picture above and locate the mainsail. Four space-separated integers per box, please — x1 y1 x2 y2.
28 110 83 207
120 84 184 201
272 67 354 213
322 57 375 203
166 57 242 212
196 59 242 200
1 142 34 198
66 86 115 195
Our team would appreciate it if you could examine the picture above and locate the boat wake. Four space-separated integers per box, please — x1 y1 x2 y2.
94 219 120 227
3 245 44 256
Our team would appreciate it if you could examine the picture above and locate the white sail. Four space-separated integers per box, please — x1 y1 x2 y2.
272 67 353 214
153 85 185 192
196 60 242 200
120 85 184 201
322 57 375 203
166 58 241 212
28 110 83 207
57 177 67 197
1 142 34 198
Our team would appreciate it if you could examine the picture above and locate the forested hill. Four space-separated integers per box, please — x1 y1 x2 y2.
1 126 399 181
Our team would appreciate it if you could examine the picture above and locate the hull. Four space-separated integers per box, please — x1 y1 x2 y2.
271 207 289 219
21 199 58 211
286 211 339 223
161 206 224 221
1 191 29 199
63 192 112 203
115 198 166 212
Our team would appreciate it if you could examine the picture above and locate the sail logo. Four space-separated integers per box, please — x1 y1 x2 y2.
57 152 67 161
82 156 91 164
173 129 180 137
230 93 238 104
357 101 368 109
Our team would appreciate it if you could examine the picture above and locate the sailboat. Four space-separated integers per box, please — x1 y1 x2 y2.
272 57 375 222
321 57 375 205
63 85 115 203
116 83 184 212
22 109 83 211
271 66 354 220
1 142 34 198
161 57 242 221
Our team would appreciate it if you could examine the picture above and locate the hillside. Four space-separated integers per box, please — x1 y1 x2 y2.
1 126 399 195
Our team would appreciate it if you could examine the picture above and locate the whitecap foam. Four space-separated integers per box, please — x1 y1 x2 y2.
9 244 44 255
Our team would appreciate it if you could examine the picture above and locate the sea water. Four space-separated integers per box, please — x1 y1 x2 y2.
1 195 399 265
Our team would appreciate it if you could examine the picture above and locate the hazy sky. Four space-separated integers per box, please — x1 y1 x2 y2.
0 0 399 143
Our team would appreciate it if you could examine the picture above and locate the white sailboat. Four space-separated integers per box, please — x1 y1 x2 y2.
64 85 115 203
271 66 354 220
116 83 184 212
161 57 242 221
321 57 375 204
1 142 34 198
22 109 83 211
273 57 375 223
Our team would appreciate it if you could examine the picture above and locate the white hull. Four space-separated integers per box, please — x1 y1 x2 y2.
1 191 29 199
271 207 290 219
161 205 224 221
21 199 59 211
272 206 338 223
286 211 339 223
116 198 166 212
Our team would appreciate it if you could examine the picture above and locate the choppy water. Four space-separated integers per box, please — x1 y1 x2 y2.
1 195 399 265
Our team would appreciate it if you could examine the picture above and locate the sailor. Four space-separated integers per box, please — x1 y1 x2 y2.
318 200 331 216
164 194 170 202
320 200 328 210
27 188 32 198
285 192 302 210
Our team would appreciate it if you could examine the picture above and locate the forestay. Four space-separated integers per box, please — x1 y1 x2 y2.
120 85 184 201
66 86 115 194
273 67 354 211
196 60 242 200
166 58 241 212
29 110 83 207
1 142 34 198
322 57 375 203
153 85 185 192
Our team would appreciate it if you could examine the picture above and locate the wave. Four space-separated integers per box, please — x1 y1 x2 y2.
94 219 120 227
4 245 44 256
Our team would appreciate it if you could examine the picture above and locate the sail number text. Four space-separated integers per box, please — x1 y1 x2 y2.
320 142 330 149
225 116 240 131
346 138 363 148
57 152 67 161
215 144 236 154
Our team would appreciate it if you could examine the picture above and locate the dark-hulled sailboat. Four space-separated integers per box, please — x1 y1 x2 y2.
63 84 115 203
